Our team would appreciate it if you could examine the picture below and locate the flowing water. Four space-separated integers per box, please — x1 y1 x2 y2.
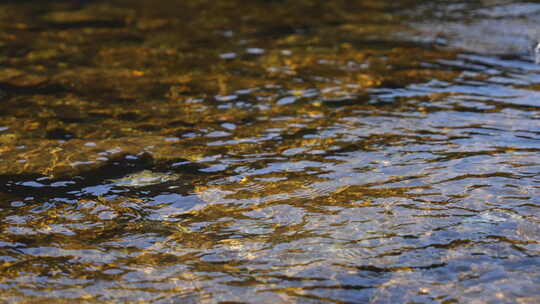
0 0 539 303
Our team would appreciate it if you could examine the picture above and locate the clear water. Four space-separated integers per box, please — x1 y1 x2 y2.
0 0 539 303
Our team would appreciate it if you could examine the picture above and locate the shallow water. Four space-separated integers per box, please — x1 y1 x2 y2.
0 0 539 303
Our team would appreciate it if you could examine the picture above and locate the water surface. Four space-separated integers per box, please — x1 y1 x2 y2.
0 0 539 303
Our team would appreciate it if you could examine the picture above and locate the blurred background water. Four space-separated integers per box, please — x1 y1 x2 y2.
0 0 539 303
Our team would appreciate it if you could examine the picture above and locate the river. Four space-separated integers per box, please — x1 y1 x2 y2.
0 0 539 303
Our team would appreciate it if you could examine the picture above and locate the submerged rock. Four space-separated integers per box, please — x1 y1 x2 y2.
109 169 180 187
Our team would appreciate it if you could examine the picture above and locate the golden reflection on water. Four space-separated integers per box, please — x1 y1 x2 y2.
0 0 540 303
